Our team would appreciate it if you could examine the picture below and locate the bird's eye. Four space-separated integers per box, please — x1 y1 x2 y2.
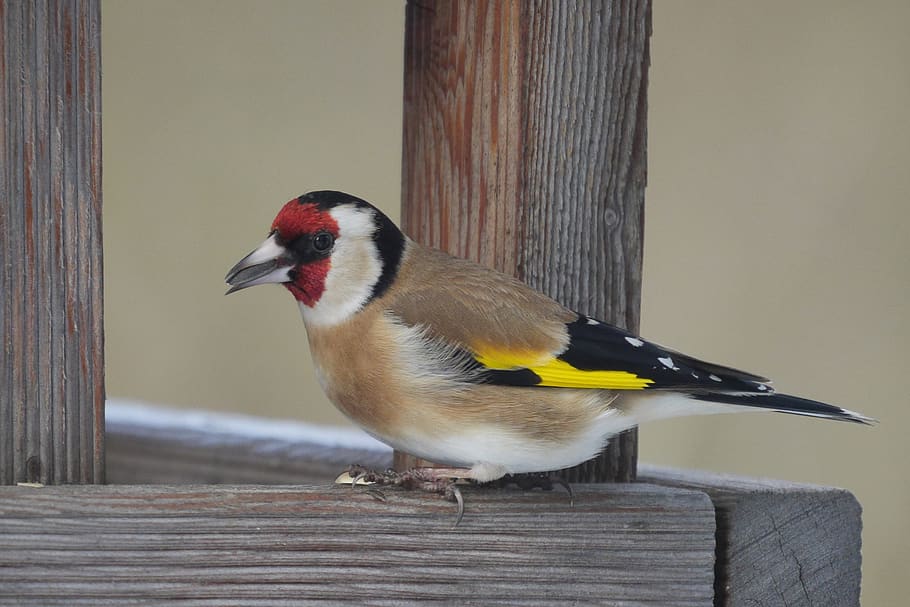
312 232 334 252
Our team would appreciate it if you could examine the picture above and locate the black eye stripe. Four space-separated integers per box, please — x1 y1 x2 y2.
286 231 334 263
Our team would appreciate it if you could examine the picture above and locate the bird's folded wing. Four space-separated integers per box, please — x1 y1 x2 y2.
387 245 771 394
469 315 773 393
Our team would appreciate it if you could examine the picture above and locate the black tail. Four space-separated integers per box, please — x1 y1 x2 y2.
692 391 876 425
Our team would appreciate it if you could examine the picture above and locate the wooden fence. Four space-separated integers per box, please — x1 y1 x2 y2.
0 1 862 605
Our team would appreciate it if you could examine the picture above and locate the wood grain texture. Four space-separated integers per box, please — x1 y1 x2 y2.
399 0 650 481
402 0 526 273
0 483 715 606
0 0 104 485
105 405 392 485
640 465 862 607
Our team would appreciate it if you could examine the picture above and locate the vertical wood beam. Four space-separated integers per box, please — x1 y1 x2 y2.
399 0 651 482
0 0 104 485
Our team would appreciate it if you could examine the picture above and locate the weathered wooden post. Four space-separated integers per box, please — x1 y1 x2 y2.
0 0 104 485
397 0 650 481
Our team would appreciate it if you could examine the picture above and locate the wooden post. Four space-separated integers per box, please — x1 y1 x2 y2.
398 0 651 481
0 0 104 485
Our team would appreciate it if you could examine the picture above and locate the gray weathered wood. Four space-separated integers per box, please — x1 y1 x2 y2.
640 465 862 607
0 483 716 606
399 0 651 482
0 0 104 485
106 429 388 485
105 402 392 485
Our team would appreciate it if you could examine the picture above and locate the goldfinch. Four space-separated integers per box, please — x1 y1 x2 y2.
226 190 873 484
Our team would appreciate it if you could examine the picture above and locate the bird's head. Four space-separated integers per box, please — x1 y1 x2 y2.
225 190 405 326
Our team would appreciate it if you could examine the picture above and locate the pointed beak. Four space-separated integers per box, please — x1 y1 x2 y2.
225 233 294 295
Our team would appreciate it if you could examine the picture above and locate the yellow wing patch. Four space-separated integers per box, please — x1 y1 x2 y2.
474 349 654 390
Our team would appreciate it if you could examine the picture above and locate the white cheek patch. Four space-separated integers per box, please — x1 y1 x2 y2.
299 206 384 327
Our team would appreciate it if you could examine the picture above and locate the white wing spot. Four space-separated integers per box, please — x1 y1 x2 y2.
709 374 722 382
586 317 600 325
691 372 700 379
658 356 675 369
625 336 644 347
757 384 768 391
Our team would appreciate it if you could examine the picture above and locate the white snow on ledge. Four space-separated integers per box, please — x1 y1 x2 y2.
105 398 391 453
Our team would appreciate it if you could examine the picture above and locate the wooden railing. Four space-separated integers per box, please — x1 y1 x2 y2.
0 2 862 605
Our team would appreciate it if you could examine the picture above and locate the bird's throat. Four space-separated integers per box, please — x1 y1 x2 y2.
284 258 330 307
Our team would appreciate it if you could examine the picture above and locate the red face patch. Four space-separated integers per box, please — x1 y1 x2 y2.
271 198 340 241
271 199 340 307
284 259 330 307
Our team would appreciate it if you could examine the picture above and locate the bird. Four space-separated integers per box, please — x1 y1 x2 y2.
225 190 873 491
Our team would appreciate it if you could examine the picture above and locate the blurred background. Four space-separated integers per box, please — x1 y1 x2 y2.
102 1 908 604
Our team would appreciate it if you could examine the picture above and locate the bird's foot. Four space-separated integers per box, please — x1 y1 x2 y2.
337 465 470 526
482 472 575 506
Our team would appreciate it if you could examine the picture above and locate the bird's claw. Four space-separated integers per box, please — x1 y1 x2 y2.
446 483 465 527
365 488 387 502
337 465 468 526
484 472 575 506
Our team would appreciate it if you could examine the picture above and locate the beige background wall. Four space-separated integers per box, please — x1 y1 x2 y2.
102 2 908 604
